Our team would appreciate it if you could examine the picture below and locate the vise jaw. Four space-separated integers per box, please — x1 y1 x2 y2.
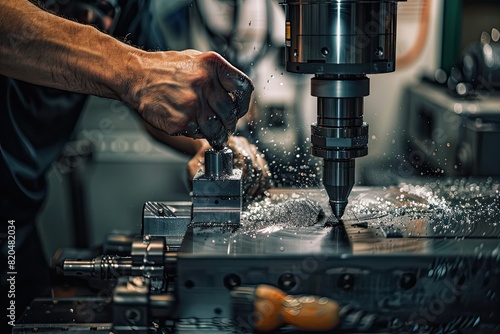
192 147 242 224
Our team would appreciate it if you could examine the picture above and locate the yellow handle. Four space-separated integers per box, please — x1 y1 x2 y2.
253 285 340 332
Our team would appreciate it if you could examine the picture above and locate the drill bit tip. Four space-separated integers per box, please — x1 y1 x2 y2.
330 200 347 220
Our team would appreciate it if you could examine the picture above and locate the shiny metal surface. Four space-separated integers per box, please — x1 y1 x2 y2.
204 147 233 178
284 0 399 75
142 201 192 248
283 0 404 218
63 255 133 279
180 183 500 258
19 183 500 332
311 76 370 97
317 98 364 126
176 184 500 330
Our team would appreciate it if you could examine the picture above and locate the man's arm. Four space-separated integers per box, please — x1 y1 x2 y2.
0 0 134 99
0 0 253 148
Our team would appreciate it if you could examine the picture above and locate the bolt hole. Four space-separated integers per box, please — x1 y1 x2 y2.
215 200 220 205
184 280 195 289
337 274 355 291
223 274 241 290
375 46 384 57
400 273 417 290
125 309 140 324
214 308 222 315
278 273 296 291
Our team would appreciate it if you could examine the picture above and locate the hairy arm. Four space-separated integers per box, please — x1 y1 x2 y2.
0 0 132 99
0 0 254 148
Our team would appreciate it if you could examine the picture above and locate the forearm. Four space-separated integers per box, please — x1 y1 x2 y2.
0 0 254 148
0 0 139 100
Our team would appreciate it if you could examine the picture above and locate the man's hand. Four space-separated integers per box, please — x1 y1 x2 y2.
124 50 254 150
187 136 272 200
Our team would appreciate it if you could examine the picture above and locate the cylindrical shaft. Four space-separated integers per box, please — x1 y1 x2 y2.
204 149 223 178
310 76 369 219
204 147 234 178
63 255 132 279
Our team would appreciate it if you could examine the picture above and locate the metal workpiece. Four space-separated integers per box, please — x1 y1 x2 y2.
192 172 242 197
16 185 500 332
142 201 192 249
174 186 500 328
192 148 243 224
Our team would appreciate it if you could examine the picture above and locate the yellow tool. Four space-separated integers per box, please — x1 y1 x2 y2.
232 284 340 332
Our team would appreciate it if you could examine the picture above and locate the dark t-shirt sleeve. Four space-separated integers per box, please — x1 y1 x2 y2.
0 76 87 227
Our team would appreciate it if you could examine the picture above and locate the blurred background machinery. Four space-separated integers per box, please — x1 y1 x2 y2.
405 27 500 177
